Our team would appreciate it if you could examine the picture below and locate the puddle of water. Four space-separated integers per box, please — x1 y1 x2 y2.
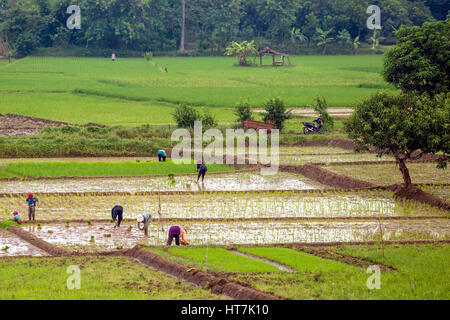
1 191 446 221
28 220 449 250
0 229 48 256
0 172 324 194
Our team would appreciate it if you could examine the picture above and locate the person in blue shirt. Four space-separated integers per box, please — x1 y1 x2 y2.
158 150 167 162
26 193 38 221
196 160 207 183
12 211 21 225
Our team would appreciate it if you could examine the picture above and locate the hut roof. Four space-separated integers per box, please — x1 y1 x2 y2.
257 47 289 57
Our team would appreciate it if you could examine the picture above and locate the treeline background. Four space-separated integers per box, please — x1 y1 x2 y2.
0 0 448 56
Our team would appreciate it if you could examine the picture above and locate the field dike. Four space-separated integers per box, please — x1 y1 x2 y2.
124 245 281 300
4 225 281 300
388 184 450 211
280 164 375 189
7 226 70 256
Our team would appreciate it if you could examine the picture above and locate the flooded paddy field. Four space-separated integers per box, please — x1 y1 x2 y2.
0 229 47 257
0 172 326 194
0 190 446 221
25 219 449 251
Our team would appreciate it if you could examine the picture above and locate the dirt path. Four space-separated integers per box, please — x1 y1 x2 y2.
253 108 354 118
229 249 295 272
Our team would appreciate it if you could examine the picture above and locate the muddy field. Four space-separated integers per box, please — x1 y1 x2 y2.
0 229 47 256
22 219 449 251
1 189 446 221
0 172 325 193
0 114 69 136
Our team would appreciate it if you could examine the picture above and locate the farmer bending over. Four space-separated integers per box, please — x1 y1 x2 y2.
12 211 21 225
196 160 207 183
167 226 189 246
158 150 167 162
137 213 153 236
26 193 38 221
111 205 124 228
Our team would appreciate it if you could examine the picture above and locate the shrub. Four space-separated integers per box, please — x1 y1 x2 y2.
261 98 292 131
173 104 202 129
234 99 254 125
201 108 218 130
313 96 334 131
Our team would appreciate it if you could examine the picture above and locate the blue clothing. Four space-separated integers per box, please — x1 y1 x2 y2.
158 150 166 157
26 198 37 207
13 215 20 221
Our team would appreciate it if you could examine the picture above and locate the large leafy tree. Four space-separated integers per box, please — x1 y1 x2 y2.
383 20 450 97
345 91 449 187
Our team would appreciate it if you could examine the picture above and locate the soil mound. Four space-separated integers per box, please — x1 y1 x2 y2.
388 184 450 210
280 164 375 189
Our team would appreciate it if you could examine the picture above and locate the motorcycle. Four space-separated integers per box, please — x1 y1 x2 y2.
302 117 324 134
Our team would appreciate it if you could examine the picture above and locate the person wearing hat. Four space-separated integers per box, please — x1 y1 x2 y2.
111 205 124 228
196 160 207 183
12 211 21 225
167 225 189 246
158 150 167 162
25 193 38 221
137 213 153 236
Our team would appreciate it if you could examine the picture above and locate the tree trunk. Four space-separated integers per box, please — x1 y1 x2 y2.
179 0 186 52
395 154 412 187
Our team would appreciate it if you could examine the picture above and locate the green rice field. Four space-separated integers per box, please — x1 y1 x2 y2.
0 55 394 126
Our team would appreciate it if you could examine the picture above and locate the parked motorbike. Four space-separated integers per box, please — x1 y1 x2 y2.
302 117 324 134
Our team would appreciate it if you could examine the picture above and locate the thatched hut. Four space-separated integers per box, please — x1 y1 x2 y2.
257 47 289 67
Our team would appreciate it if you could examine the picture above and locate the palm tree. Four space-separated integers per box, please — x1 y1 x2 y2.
315 27 334 55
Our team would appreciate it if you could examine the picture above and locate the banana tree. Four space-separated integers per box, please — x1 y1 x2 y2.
353 36 360 55
225 40 257 66
315 28 334 55
370 29 385 53
290 27 308 46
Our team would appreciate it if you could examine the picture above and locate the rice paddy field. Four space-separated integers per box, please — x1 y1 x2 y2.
0 55 394 126
0 55 448 301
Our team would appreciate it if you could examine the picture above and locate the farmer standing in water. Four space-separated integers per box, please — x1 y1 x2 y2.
26 193 38 221
196 159 207 183
167 226 189 246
